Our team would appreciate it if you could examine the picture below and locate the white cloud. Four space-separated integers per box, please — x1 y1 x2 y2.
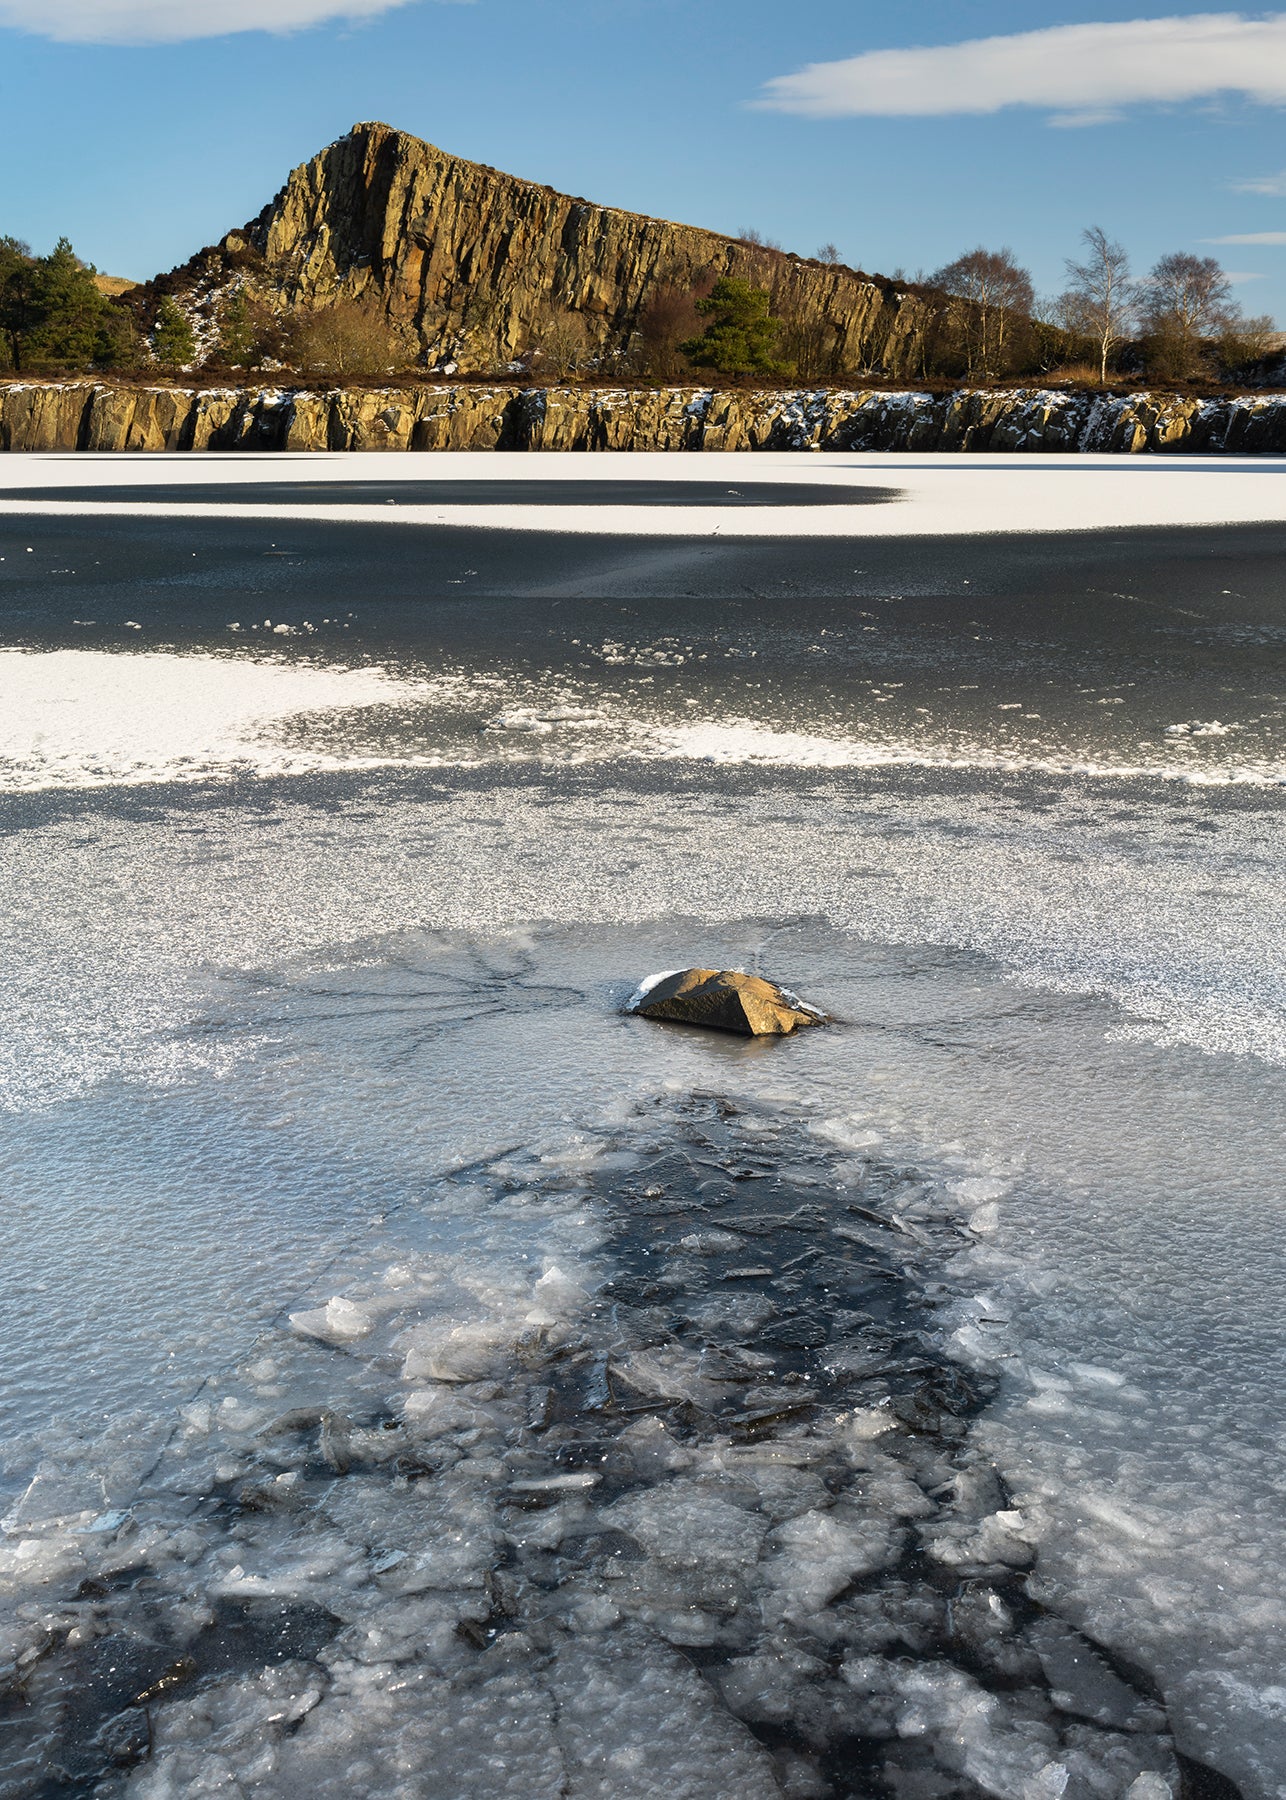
1225 269 1267 281
757 13 1286 125
1207 231 1286 242
1233 169 1286 193
0 0 452 44
1047 108 1126 128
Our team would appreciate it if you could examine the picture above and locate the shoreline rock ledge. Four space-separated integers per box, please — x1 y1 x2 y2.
6 382 1286 454
627 968 828 1036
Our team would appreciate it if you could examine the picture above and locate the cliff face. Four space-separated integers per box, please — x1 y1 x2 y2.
178 122 935 377
4 381 1286 454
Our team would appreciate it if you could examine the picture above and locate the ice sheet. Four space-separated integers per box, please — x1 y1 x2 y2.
1 487 1283 1794
2 649 1280 792
0 648 434 789
4 447 1286 538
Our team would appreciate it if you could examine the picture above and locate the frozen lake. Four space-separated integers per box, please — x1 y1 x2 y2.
0 454 1282 1799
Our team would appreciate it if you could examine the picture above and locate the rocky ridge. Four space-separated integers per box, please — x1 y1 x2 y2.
154 121 933 377
4 381 1286 454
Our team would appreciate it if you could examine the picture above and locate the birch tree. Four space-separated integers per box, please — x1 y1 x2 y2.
1061 226 1133 383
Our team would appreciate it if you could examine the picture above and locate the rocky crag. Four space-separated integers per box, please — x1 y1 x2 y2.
4 380 1286 454
146 121 935 377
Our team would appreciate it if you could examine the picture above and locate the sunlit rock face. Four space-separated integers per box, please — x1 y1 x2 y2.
5 381 1286 453
157 120 935 377
629 969 828 1037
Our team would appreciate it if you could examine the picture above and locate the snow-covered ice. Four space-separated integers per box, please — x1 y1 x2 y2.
2 446 1286 538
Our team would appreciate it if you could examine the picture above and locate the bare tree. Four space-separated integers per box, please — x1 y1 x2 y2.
738 227 783 251
815 242 841 265
1217 312 1279 378
776 295 838 381
931 247 1034 377
290 301 400 379
533 311 596 379
1136 252 1237 379
1060 226 1133 384
631 281 707 382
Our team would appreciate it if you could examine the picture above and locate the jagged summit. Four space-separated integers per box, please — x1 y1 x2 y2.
153 121 933 377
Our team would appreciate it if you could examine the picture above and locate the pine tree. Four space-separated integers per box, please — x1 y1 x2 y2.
215 288 255 366
153 295 196 370
680 277 787 377
5 238 123 372
0 237 33 370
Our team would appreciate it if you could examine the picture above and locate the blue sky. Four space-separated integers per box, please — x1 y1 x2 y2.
4 2 1286 322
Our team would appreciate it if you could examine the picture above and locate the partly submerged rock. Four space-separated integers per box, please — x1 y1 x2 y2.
628 968 827 1037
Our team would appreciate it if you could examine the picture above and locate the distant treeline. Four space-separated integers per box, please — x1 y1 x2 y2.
652 230 1278 387
1 227 1278 390
916 232 1278 387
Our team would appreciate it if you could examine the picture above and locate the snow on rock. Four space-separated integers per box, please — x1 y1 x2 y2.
1 378 1285 458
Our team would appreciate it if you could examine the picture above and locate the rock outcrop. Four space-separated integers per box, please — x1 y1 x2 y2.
153 121 935 378
4 379 1286 454
628 970 827 1036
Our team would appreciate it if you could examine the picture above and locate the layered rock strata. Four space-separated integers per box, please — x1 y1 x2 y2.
4 381 1286 454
